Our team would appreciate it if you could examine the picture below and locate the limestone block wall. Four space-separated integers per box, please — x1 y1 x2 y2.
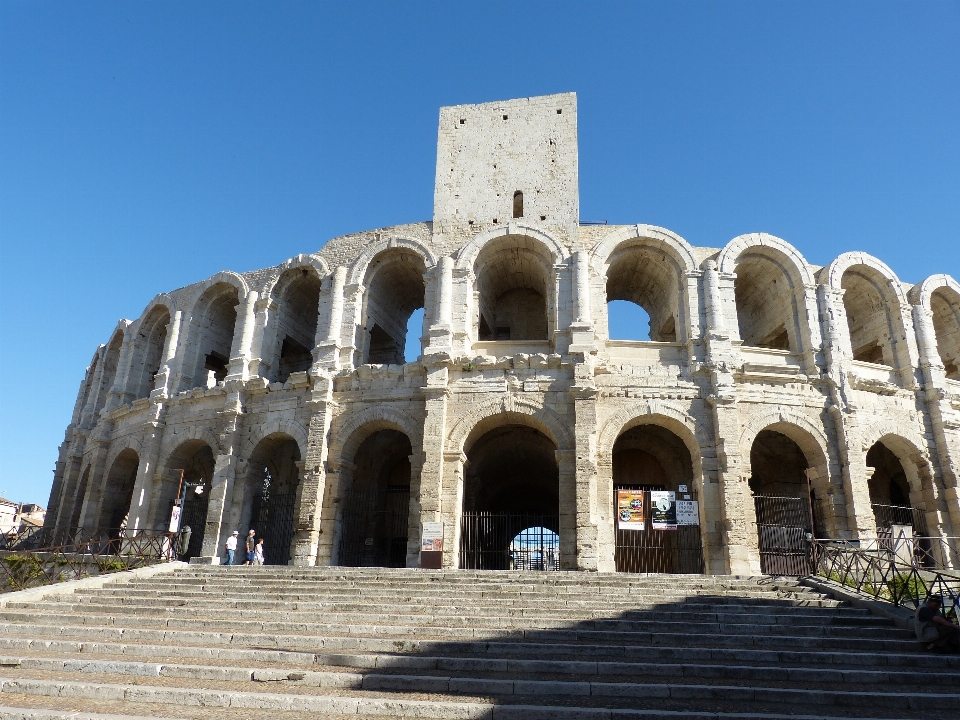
44 94 960 575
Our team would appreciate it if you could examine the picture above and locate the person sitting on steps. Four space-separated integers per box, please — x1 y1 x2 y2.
915 595 960 652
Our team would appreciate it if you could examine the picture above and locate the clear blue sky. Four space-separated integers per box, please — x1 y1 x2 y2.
1 1 958 506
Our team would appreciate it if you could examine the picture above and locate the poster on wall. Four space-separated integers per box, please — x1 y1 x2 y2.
676 500 699 526
168 505 182 533
421 522 444 552
651 491 677 530
616 489 645 530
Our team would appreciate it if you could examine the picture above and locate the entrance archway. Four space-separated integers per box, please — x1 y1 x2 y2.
100 449 140 537
748 430 818 574
335 429 412 568
243 434 302 565
158 440 213 561
612 424 704 573
867 440 926 534
459 424 559 570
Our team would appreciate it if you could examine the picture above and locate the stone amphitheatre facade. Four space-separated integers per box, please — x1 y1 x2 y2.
43 93 960 575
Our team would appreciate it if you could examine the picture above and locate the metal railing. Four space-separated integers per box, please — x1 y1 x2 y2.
811 536 960 611
0 531 183 593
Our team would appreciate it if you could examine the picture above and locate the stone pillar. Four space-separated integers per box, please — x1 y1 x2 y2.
557 448 580 570
197 407 243 563
315 267 347 370
571 363 599 571
291 373 338 566
151 311 183 398
226 291 259 381
420 365 451 566
108 334 137 408
125 405 166 535
569 251 595 353
249 296 279 380
77 435 112 534
427 257 454 354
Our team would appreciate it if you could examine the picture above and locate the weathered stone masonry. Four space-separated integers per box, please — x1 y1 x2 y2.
45 93 960 574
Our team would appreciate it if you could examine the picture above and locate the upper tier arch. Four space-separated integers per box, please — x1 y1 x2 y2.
455 224 569 271
346 235 437 286
589 224 698 275
718 233 815 286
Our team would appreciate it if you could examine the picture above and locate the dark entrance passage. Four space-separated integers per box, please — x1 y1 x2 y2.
246 434 302 565
337 429 412 568
749 430 818 574
612 425 704 574
459 424 559 570
166 442 213 561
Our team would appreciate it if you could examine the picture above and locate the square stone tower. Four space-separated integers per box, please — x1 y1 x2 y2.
433 93 579 242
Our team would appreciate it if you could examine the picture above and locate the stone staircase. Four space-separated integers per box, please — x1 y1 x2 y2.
0 566 957 720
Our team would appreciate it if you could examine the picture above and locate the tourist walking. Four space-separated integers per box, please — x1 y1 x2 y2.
223 530 238 565
254 538 264 566
243 529 256 566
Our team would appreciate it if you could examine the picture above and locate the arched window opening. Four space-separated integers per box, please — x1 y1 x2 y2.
867 441 925 534
510 526 559 571
132 307 170 399
475 236 551 342
930 288 960 380
184 283 239 390
91 333 124 418
612 424 703 573
160 441 213 560
605 244 682 343
749 430 822 574
460 424 559 570
404 308 425 363
245 434 302 565
733 254 796 350
363 250 426 365
512 191 523 218
76 354 100 424
273 268 322 383
100 449 139 537
337 429 412 568
841 269 896 366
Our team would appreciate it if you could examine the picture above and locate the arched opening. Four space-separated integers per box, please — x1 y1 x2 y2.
99 449 139 537
748 430 820 574
605 244 682 342
512 191 523 218
733 253 797 350
612 424 703 573
76 353 100 425
475 236 552 342
362 250 426 365
841 267 898 366
271 268 322 383
460 424 559 570
92 333 124 418
930 287 960 380
159 440 213 560
336 429 412 567
241 434 302 565
867 440 925 534
131 306 170 399
69 466 91 531
183 283 239 390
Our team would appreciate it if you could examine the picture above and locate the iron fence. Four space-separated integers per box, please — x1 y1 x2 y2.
754 495 814 575
460 512 560 571
812 537 960 614
872 503 928 534
337 487 410 568
0 531 182 593
614 488 704 574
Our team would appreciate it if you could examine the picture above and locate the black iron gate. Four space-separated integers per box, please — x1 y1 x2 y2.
459 512 560 571
249 476 298 566
614 487 704 574
337 486 410 568
175 490 208 562
754 495 813 575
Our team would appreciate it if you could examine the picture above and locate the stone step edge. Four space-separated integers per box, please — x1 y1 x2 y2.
0 674 955 713
1 653 956 688
4 636 955 672
0 706 187 720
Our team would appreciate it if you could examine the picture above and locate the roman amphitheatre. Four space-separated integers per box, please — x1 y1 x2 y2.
43 92 960 576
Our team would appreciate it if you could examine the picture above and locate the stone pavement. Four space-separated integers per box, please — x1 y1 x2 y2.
0 565 957 719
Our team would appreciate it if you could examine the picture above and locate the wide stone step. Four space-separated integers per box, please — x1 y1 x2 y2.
0 671 957 716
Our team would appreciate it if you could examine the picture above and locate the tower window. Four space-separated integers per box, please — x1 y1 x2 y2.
513 191 523 219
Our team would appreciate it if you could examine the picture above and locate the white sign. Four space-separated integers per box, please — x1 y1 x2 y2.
168 505 182 533
677 500 699 526
422 522 444 552
677 485 688 493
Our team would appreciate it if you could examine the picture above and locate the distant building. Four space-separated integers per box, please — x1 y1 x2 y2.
0 499 46 536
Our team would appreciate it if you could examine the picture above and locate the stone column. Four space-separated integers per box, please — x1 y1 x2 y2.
571 364 599 571
291 373 338 566
77 435 112 534
427 257 454 354
108 334 137 408
151 311 183 398
197 407 243 563
125 404 166 535
249 296 279 380
315 267 347 370
226 291 259 382
569 251 596 353
420 365 451 566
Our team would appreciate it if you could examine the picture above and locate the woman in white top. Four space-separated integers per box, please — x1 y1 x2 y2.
254 539 264 566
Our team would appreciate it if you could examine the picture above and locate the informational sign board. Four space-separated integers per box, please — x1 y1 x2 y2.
421 522 444 552
677 485 688 493
651 491 677 530
420 522 444 569
168 505 182 533
676 500 699 526
617 489 645 530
